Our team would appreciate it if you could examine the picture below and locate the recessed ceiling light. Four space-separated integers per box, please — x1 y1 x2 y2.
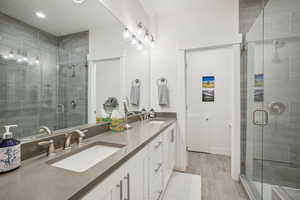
35 12 46 19
72 0 86 3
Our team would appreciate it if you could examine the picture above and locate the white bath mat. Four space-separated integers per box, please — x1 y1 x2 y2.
163 172 202 200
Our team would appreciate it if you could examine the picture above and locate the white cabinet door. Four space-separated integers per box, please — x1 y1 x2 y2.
168 126 176 175
162 124 176 189
125 148 148 200
162 129 170 189
82 166 124 200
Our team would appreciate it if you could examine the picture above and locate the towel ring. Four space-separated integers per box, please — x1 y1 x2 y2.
157 78 167 86
132 79 141 86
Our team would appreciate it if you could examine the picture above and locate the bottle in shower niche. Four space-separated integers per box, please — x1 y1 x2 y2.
0 125 21 173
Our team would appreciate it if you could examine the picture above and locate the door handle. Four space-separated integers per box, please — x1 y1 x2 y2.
253 110 269 126
116 180 123 200
154 163 162 173
170 130 174 143
124 173 130 200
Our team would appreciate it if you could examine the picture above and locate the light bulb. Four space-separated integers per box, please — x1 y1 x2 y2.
8 51 14 59
137 23 143 36
35 57 40 65
28 60 33 65
2 55 9 60
144 33 150 43
72 0 86 3
35 12 46 19
17 57 23 63
150 39 155 48
123 28 130 40
131 35 137 45
137 41 143 50
23 56 28 62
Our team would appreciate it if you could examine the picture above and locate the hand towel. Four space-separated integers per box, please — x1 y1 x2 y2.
158 84 169 106
130 84 140 106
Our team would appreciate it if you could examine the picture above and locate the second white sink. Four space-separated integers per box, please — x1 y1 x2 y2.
51 144 121 172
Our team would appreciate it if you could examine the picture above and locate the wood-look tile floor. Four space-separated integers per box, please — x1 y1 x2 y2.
186 152 249 200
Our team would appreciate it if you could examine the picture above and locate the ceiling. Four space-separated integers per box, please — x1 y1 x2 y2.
0 0 120 36
139 0 213 17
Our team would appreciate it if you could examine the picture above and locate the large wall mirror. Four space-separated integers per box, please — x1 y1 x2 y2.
0 0 151 140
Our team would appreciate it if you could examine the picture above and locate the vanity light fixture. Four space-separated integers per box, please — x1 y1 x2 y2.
35 12 46 19
137 22 143 36
123 28 130 39
137 41 143 50
131 35 138 45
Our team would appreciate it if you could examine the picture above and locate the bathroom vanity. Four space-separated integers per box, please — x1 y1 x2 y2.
0 118 177 200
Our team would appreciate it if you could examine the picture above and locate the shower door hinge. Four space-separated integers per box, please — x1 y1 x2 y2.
241 43 248 54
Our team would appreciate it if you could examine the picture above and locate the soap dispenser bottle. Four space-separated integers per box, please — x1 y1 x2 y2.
0 125 21 173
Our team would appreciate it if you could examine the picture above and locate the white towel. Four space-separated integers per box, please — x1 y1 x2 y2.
130 84 140 106
158 84 169 106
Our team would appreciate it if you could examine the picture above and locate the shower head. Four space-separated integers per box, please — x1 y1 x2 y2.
272 40 285 64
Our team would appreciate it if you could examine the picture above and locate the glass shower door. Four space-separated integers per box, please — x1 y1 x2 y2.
244 1 265 199
244 0 300 199
261 0 300 198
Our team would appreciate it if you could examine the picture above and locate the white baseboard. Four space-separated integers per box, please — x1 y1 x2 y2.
210 147 231 156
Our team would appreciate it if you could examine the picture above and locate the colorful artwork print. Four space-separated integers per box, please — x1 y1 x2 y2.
202 76 215 88
254 74 264 87
202 90 215 102
254 89 264 102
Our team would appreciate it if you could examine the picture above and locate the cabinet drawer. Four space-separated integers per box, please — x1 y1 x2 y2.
149 159 163 185
149 134 163 154
150 175 163 200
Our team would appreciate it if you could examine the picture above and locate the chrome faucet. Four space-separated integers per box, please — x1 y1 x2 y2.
38 139 55 157
123 100 132 129
39 126 52 135
149 108 156 120
74 129 87 145
64 129 88 150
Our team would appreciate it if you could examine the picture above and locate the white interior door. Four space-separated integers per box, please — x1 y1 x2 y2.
186 47 233 155
95 58 122 117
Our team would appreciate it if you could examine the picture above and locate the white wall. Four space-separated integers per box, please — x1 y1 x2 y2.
89 25 124 60
99 0 153 40
149 0 241 173
150 0 240 112
95 58 122 117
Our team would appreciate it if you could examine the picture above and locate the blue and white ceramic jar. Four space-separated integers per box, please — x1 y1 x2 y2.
0 125 21 173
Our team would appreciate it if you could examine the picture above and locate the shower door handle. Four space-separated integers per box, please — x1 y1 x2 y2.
253 110 269 126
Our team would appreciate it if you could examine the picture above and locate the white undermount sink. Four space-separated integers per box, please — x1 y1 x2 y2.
51 143 122 172
149 120 165 125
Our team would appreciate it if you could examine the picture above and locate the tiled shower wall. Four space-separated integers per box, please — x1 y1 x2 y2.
57 32 89 129
0 12 88 138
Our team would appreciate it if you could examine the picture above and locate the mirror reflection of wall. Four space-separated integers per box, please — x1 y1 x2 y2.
0 0 151 140
89 24 151 122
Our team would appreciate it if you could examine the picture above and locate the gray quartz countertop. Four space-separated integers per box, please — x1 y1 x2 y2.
0 118 176 200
